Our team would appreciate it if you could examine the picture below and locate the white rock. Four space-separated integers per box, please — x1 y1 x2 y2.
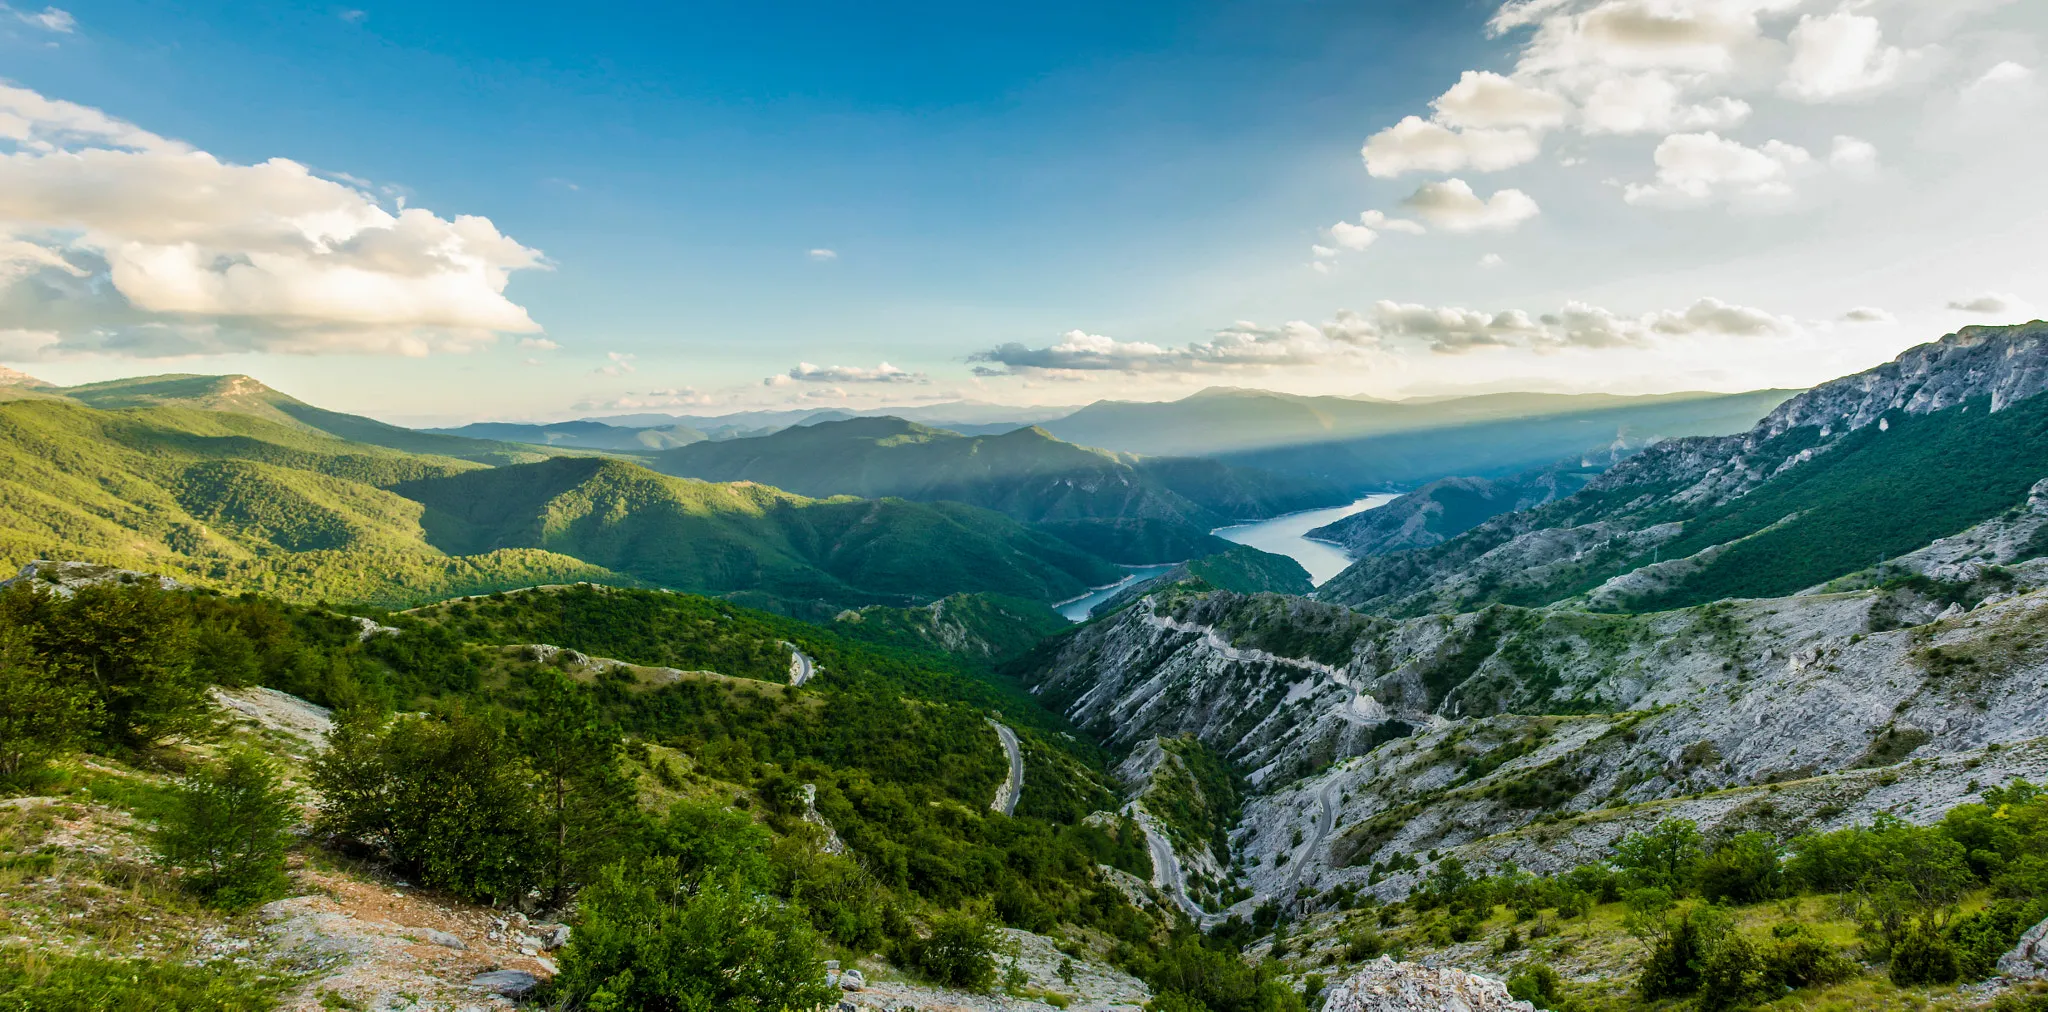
1322 957 1533 1012
1999 916 2048 979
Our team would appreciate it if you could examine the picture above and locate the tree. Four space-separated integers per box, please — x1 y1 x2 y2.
1614 819 1706 893
912 907 1006 992
1696 832 1784 904
551 857 834 1012
155 748 299 909
516 669 635 907
0 627 95 784
1 584 210 748
311 709 539 903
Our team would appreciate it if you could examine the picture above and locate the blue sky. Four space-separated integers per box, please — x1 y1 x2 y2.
1 0 2044 422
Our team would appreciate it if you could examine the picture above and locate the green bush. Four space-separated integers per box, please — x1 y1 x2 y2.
1506 962 1576 1011
1695 832 1783 905
1889 923 1961 986
551 857 834 1012
311 709 540 903
911 908 1006 992
1761 924 1857 991
1614 819 1705 893
1632 901 1727 1000
154 748 299 910
0 626 93 786
1697 931 1766 1012
0 583 212 749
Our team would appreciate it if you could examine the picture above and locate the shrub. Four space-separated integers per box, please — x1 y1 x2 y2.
0 583 212 748
911 908 1006 992
1762 924 1857 991
154 748 299 909
1889 923 1961 986
551 857 834 1012
1614 819 1705 893
1697 931 1766 1012
0 627 94 785
1695 832 1783 905
0 949 285 1011
1506 962 1575 1011
1633 902 1727 1000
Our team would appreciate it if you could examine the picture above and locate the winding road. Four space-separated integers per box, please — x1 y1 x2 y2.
787 644 815 687
988 720 1024 816
1279 777 1343 912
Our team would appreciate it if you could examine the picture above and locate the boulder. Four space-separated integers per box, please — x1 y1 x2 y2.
422 929 466 950
469 970 541 997
2000 917 2048 979
546 923 572 949
1322 957 1534 1012
839 968 866 991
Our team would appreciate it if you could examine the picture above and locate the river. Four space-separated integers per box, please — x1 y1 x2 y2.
1211 493 1400 586
1056 564 1181 622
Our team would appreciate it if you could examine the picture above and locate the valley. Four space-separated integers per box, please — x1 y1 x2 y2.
9 323 2048 1012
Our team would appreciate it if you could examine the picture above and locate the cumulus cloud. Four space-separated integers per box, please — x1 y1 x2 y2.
1316 211 1426 258
1431 71 1572 129
968 315 1381 375
517 336 559 350
1361 116 1543 178
1479 253 1507 268
971 296 1795 371
1947 293 2028 315
1840 307 1896 324
807 248 837 261
595 352 636 376
1623 131 1815 204
772 361 926 384
1401 179 1542 233
0 82 548 359
1579 73 1751 134
1783 11 1916 102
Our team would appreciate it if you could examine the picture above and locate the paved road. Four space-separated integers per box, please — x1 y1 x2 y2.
988 720 1023 815
1280 778 1342 912
787 645 815 687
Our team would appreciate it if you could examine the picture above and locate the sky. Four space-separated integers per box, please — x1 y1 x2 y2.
0 0 2043 424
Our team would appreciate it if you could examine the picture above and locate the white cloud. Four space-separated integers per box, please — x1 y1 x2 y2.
517 336 559 350
1479 253 1507 268
1644 296 1796 337
1958 61 2040 125
969 315 1381 374
1783 11 1915 103
1840 306 1895 323
8 5 75 32
1325 220 1381 252
1431 71 1572 130
1401 179 1542 233
595 352 636 376
1947 293 2029 315
1623 131 1814 204
807 248 837 261
338 9 367 24
1512 0 1798 77
776 361 926 384
0 83 548 358
1578 73 1751 134
1828 135 1878 171
1360 116 1542 178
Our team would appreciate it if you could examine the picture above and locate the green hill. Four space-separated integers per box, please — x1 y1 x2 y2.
0 397 1121 610
651 416 1346 562
424 419 708 451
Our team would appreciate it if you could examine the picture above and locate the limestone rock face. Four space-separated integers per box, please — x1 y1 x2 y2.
1998 916 2048 979
1322 957 1532 1012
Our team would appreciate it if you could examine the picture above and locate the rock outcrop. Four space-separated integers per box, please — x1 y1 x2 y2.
1321 957 1532 1012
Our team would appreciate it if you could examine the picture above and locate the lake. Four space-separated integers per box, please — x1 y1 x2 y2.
1056 564 1181 622
1211 494 1400 586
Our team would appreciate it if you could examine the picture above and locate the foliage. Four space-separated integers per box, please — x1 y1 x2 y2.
516 668 636 906
1613 819 1705 893
0 625 93 784
1133 937 1306 1012
909 907 1007 992
0 582 212 748
551 857 836 1012
0 948 286 1012
155 747 299 909
311 708 541 904
1694 831 1784 905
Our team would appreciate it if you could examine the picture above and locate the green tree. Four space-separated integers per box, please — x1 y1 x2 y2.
913 907 1006 992
0 627 95 784
311 709 539 903
1 583 210 748
1695 832 1784 904
1614 819 1706 893
516 669 635 907
552 857 834 1012
155 748 299 909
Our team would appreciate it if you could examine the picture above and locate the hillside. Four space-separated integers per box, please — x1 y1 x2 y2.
424 419 708 451
1307 465 1600 558
651 416 1347 563
1320 322 2048 616
45 374 559 466
394 455 1123 610
1042 387 1794 467
0 398 1122 610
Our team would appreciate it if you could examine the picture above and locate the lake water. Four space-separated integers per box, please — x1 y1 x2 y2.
1056 564 1180 622
1211 494 1400 587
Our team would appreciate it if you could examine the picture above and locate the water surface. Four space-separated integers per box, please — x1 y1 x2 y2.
1211 494 1399 586
1056 564 1180 622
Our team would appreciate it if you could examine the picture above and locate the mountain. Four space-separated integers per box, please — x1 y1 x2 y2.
424 419 709 451
1305 464 1600 558
649 416 1349 562
1039 387 1796 488
31 373 558 466
580 400 1077 436
1319 322 2048 615
0 394 1120 610
393 455 1122 610
0 366 49 388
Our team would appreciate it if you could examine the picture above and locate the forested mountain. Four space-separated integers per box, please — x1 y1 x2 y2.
425 419 710 451
1306 464 1600 558
1319 322 2048 615
652 416 1348 563
0 394 1122 610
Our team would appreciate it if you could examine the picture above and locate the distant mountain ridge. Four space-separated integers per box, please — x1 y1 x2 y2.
1319 322 2048 615
649 415 1349 563
1307 464 1600 558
